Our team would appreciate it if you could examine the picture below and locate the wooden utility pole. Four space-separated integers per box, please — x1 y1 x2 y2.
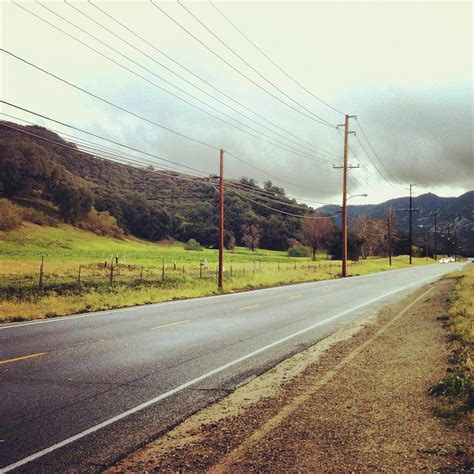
334 114 358 277
218 149 224 289
409 184 415 264
434 212 438 261
387 215 392 266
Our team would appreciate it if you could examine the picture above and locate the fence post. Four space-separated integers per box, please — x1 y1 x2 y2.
182 265 185 275
140 266 143 282
174 260 177 271
230 262 233 278
199 260 203 279
109 263 114 285
39 255 44 291
78 265 82 287
161 258 165 282
277 260 280 271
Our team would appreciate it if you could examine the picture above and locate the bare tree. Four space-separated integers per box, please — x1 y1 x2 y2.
353 214 386 258
301 213 335 261
241 224 261 251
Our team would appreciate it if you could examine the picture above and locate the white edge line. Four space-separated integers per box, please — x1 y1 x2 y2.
1 272 441 472
0 263 461 331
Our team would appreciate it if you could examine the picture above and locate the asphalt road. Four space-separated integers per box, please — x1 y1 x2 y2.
0 262 466 472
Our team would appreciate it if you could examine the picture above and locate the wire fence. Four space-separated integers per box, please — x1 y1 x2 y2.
0 257 365 297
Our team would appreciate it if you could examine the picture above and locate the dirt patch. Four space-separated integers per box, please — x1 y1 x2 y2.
107 278 472 472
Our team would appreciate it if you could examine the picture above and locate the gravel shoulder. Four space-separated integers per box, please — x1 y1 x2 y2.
107 277 472 472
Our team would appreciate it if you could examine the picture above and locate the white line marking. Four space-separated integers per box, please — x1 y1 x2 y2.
0 272 442 472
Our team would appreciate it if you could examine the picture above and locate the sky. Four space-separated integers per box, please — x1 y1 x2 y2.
1 0 472 206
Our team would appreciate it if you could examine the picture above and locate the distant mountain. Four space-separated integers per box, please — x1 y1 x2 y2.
317 192 474 255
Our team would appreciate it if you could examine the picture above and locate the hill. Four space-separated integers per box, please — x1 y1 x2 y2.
0 121 311 250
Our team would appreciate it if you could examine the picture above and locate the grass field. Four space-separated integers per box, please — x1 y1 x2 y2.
0 222 435 322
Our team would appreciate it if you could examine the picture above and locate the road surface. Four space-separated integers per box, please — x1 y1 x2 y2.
0 262 466 472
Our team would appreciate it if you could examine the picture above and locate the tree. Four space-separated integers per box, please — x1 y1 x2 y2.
327 229 364 261
241 224 261 251
300 213 335 260
353 214 386 258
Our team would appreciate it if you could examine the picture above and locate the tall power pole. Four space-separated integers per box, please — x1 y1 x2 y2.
409 184 416 265
387 215 392 266
334 114 357 277
218 149 224 289
434 212 438 261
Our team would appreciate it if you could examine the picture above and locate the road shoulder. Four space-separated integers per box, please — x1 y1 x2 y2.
107 277 472 472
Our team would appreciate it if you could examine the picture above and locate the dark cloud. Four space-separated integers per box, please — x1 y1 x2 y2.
343 82 473 188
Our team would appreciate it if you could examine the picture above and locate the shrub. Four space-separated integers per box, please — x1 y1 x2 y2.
288 246 311 257
23 207 59 227
78 209 125 239
0 198 24 230
287 238 302 248
184 238 202 251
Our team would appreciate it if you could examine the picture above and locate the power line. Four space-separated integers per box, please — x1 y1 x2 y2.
0 101 215 176
354 118 403 185
2 47 221 154
227 180 335 206
209 1 345 117
177 0 336 128
0 119 214 188
88 1 339 161
225 150 337 194
150 0 336 129
33 0 335 164
1 106 338 201
70 0 338 162
1 118 337 213
226 183 316 211
25 2 325 163
354 132 393 185
230 188 338 219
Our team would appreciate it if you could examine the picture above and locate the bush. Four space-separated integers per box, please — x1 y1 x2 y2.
288 246 311 257
184 238 202 251
0 198 24 230
23 208 59 227
78 209 125 239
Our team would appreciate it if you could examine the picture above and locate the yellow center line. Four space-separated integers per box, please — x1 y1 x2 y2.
0 352 46 365
289 294 303 299
238 304 261 311
151 320 191 330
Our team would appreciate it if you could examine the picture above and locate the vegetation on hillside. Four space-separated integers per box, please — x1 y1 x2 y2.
0 121 427 258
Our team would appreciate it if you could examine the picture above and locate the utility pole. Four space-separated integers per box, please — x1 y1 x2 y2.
334 114 358 277
387 215 392 266
409 184 415 264
396 187 418 264
218 149 224 289
434 212 438 261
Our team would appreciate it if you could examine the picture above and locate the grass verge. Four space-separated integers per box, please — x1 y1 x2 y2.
0 222 435 323
430 265 473 417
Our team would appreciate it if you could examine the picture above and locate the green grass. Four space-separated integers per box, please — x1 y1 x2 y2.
430 265 474 414
0 222 435 322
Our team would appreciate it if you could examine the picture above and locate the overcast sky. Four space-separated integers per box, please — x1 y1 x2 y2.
1 0 472 206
